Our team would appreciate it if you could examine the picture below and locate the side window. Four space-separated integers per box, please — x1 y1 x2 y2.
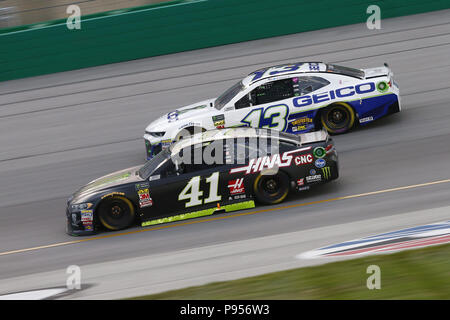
156 159 177 177
235 93 251 110
224 137 274 165
293 76 330 96
176 142 225 174
251 78 294 106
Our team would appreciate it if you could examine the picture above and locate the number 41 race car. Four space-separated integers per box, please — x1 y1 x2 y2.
66 128 338 236
144 61 400 159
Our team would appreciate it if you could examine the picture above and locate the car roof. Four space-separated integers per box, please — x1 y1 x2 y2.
242 62 327 87
170 127 301 155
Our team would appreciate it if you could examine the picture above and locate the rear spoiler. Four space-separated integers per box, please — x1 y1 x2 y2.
363 62 391 79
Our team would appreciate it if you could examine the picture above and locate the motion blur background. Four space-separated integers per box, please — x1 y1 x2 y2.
0 0 449 300
0 0 168 27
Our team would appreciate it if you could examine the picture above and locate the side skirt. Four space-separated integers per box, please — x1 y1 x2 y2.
141 200 256 227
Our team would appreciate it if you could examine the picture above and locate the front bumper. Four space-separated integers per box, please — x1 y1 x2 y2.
66 207 96 236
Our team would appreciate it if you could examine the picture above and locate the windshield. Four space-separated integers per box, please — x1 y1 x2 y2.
138 148 170 179
326 64 365 79
214 81 245 110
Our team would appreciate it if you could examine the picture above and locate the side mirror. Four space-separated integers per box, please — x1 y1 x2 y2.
174 160 185 175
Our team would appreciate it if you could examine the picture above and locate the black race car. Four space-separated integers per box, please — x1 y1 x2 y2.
66 127 339 236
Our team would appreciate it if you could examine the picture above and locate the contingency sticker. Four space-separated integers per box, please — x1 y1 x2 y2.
138 188 153 208
212 114 225 129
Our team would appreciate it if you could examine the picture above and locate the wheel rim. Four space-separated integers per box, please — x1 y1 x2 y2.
329 108 347 126
99 196 134 230
109 202 126 220
262 177 280 196
327 107 349 128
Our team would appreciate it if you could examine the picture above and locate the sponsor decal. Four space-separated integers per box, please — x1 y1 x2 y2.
313 147 326 159
293 82 377 108
292 125 307 132
229 194 247 201
309 169 317 175
298 186 310 191
81 210 94 230
291 117 313 126
296 178 304 186
101 191 125 199
322 167 332 180
359 116 374 123
228 178 245 195
212 114 225 129
306 175 322 183
315 158 326 168
138 188 153 208
299 220 450 259
309 62 320 71
294 154 313 166
80 210 93 223
167 111 178 122
180 122 201 129
376 81 389 93
230 147 312 175
161 139 172 147
135 182 150 191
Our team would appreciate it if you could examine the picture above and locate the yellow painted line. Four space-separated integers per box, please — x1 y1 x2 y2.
1 178 450 257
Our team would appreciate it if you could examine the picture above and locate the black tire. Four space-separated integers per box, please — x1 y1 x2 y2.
320 102 356 134
97 196 135 231
253 171 290 205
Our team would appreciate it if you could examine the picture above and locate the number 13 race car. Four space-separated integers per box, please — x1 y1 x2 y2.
144 62 400 159
66 128 338 235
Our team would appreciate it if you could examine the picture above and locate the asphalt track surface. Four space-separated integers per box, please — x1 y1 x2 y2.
1 9 450 299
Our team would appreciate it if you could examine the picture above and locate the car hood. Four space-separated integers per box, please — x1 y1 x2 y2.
71 165 144 203
145 98 217 132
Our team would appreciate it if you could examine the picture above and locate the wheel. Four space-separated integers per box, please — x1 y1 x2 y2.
253 171 290 205
320 102 356 134
97 196 135 231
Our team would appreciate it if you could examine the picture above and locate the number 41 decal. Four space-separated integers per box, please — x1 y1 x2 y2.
178 172 222 208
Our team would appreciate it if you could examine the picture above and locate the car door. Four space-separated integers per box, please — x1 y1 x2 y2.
287 76 332 133
140 141 230 222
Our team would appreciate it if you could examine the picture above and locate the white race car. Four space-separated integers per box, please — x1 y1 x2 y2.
144 62 400 159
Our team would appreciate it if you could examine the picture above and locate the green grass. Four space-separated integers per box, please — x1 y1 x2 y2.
130 244 450 299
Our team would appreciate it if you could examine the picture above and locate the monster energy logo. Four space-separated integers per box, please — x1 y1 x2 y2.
322 167 331 180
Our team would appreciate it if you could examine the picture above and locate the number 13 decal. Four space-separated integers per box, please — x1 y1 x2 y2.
178 172 222 208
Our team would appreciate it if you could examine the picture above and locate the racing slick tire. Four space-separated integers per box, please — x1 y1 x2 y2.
320 102 356 134
98 196 135 231
253 171 290 205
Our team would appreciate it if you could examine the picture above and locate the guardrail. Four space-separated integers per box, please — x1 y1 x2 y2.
0 0 449 82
